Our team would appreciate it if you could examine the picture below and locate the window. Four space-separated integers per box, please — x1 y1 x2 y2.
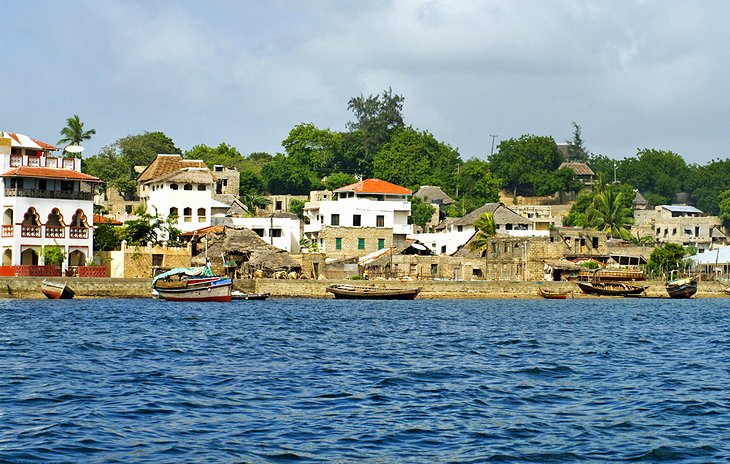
592 237 599 248
506 224 513 230
61 181 73 192
125 205 133 214
431 264 438 275
170 184 178 190
197 208 206 222
38 179 47 190
457 225 463 232
276 201 283 210
358 238 365 250
183 207 192 222
197 185 206 191
378 238 385 249
331 214 340 226
376 215 384 227
335 238 342 250
353 215 361 227
252 228 264 237
10 178 23 189
184 184 193 191
271 229 282 237
152 254 163 267
169 207 178 218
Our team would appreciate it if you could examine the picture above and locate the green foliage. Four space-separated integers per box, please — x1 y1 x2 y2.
564 122 590 163
283 123 342 175
489 134 561 196
620 148 689 205
452 158 502 213
469 212 497 256
324 172 357 191
646 243 688 276
83 131 180 199
241 194 272 217
42 245 66 266
563 190 594 227
288 198 306 219
579 259 600 270
238 169 266 195
409 196 436 230
93 222 122 251
684 160 730 215
373 127 460 191
120 217 156 246
585 190 634 240
58 114 95 154
299 237 319 252
261 154 319 195
185 143 244 170
531 167 582 196
718 189 730 229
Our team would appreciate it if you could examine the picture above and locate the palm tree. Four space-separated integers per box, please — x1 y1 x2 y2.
58 114 96 150
242 193 272 217
585 190 633 240
469 212 497 279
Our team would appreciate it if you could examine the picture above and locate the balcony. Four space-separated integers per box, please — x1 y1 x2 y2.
2 225 12 237
70 227 88 239
45 225 65 238
4 188 92 201
21 225 41 238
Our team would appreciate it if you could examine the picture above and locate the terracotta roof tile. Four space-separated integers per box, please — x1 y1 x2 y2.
93 214 122 225
333 178 411 195
1 166 101 182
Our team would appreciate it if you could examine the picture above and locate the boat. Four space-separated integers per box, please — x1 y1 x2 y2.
578 269 646 282
665 276 698 299
232 291 270 301
41 279 75 299
577 281 648 296
537 285 569 299
152 265 232 302
326 284 421 300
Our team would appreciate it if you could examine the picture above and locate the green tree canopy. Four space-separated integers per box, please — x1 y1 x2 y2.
621 148 689 205
409 196 436 230
324 172 357 191
58 114 96 152
261 153 319 195
185 142 244 170
645 243 689 276
684 159 730 215
283 123 342 176
469 212 497 256
585 190 634 240
453 158 502 214
489 134 561 196
564 121 590 163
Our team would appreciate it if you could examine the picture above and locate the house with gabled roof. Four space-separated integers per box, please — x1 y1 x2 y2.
303 178 412 257
0 131 101 271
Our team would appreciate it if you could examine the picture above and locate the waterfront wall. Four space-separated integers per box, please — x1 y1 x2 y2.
0 277 726 299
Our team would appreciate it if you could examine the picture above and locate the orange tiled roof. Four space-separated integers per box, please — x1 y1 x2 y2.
137 154 206 183
1 166 101 182
93 214 122 225
333 178 412 195
180 225 225 237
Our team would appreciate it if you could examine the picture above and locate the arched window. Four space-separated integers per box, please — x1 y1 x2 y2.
70 209 89 239
197 185 206 191
183 207 192 222
197 208 206 222
21 208 41 238
2 209 13 238
170 183 178 190
184 184 193 191
45 208 65 238
169 207 178 218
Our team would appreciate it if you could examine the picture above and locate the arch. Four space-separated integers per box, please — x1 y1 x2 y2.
68 249 86 267
184 184 193 191
71 209 88 227
2 249 11 266
22 207 41 226
197 207 206 222
197 184 206 191
46 208 65 227
169 207 178 218
183 207 192 222
3 208 12 225
20 248 39 265
170 183 179 190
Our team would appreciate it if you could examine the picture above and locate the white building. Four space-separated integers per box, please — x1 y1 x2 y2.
138 155 216 237
303 179 412 255
214 213 301 252
0 132 101 269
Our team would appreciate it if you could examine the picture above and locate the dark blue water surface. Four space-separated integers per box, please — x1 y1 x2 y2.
1 297 730 463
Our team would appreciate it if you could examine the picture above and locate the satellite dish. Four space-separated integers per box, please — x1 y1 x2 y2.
65 145 84 153
411 243 427 251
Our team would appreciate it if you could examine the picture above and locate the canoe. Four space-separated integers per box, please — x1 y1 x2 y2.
537 286 569 299
666 276 697 299
41 279 75 299
232 291 270 301
577 281 648 296
326 284 421 300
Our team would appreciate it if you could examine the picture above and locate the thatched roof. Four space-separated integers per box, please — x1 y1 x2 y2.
137 154 206 183
153 167 215 185
413 185 454 205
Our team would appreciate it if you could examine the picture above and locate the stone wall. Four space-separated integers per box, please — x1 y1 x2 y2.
319 227 393 257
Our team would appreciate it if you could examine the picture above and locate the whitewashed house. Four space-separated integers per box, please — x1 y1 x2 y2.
0 132 100 269
213 213 301 252
303 179 412 256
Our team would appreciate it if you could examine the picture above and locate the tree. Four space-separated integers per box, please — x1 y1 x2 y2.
241 193 272 217
93 222 122 251
238 169 266 196
282 123 342 176
564 122 589 162
58 114 96 152
289 198 306 220
585 190 634 240
684 159 730 215
718 189 730 229
563 190 594 227
453 158 502 214
261 154 319 195
620 148 689 205
373 127 461 191
119 217 157 246
409 196 436 231
185 143 244 170
489 134 561 197
42 245 66 266
470 213 497 279
324 172 357 191
346 88 405 176
646 243 688 277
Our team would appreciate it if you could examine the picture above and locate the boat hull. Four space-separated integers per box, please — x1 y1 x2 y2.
154 278 233 302
41 280 75 299
666 278 698 299
232 291 270 301
577 282 648 296
538 287 568 299
326 285 421 300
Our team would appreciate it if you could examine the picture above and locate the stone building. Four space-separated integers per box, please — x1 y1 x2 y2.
103 241 192 278
633 205 726 252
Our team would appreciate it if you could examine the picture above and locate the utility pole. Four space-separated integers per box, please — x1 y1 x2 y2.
490 134 498 156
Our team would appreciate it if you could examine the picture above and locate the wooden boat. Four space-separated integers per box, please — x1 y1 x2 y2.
537 286 569 299
665 276 698 299
578 269 646 282
577 281 648 296
326 284 421 300
41 279 75 299
152 265 232 302
232 291 270 301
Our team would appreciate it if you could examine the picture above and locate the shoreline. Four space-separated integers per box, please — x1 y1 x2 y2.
1 277 726 300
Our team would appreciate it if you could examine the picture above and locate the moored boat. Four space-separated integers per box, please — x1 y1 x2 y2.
41 279 75 299
577 281 648 296
152 265 232 302
537 285 569 299
232 291 270 301
326 284 421 300
665 276 698 299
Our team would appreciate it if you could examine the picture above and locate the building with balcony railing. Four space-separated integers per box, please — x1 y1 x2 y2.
0 132 100 269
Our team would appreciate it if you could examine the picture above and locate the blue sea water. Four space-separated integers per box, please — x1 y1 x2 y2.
1 297 729 463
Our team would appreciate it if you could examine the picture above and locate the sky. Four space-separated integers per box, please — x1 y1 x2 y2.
4 0 730 164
